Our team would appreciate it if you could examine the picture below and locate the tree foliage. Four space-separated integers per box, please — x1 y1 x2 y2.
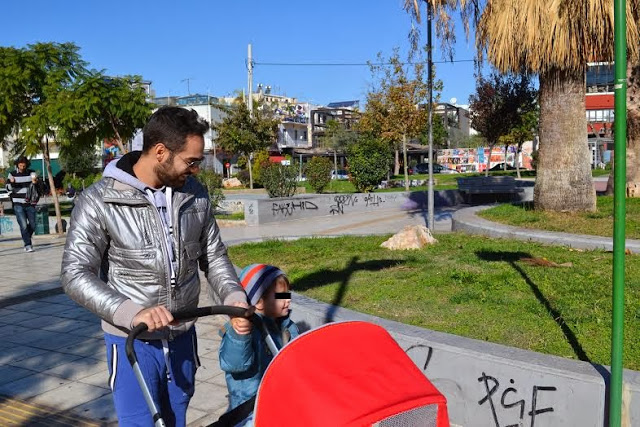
470 72 536 175
59 72 152 154
59 143 99 177
305 156 333 193
347 136 392 193
0 42 153 232
212 100 279 189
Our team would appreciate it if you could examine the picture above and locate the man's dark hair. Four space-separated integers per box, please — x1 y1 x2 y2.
142 107 209 153
15 155 30 167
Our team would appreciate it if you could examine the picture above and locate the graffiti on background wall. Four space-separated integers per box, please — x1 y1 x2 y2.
271 200 318 217
478 372 556 427
329 195 359 215
404 344 558 427
0 217 13 234
438 144 534 173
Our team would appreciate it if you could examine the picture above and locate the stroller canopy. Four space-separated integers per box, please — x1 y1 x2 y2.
254 321 449 427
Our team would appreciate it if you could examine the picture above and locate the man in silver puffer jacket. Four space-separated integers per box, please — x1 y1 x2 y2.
61 107 248 426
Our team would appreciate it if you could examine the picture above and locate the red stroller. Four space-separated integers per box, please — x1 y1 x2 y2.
126 307 450 427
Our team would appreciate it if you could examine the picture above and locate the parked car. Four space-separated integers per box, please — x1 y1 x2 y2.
0 188 10 202
489 163 517 171
331 169 349 180
413 163 458 174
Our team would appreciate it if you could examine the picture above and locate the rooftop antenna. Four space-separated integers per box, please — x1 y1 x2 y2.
181 77 195 95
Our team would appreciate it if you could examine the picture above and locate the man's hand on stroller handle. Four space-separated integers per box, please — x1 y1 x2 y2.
133 306 176 332
231 301 253 335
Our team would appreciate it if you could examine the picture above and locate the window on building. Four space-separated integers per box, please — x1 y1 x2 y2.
586 63 614 93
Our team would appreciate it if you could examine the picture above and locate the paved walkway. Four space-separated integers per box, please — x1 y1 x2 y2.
0 205 453 426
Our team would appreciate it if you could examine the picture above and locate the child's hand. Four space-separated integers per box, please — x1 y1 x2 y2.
230 301 252 335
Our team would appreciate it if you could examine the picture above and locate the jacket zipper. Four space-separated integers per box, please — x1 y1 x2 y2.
147 204 174 318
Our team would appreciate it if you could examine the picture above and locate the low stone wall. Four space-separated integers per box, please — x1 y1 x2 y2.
290 293 640 427
244 190 466 225
0 215 65 237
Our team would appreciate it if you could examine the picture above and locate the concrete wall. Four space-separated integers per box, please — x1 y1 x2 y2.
0 214 64 237
290 293 640 427
244 190 466 225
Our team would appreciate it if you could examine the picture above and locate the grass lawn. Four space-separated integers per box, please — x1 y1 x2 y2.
229 233 640 370
215 211 245 221
480 197 640 239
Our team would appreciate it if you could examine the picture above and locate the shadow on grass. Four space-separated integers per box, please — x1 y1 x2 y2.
475 250 590 362
294 256 403 323
475 249 613 424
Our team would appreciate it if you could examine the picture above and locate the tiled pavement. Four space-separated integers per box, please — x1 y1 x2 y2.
0 236 231 426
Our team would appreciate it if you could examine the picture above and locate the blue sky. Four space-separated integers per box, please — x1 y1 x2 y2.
1 1 478 106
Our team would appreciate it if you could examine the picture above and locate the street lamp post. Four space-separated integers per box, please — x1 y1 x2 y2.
427 0 435 231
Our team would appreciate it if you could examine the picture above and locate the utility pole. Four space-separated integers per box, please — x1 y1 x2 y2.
247 43 255 189
248 44 254 118
426 0 435 231
609 0 627 425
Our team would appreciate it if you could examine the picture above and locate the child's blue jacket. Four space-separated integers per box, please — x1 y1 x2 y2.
219 314 299 410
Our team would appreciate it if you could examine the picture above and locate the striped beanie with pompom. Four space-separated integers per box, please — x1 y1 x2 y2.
239 264 286 305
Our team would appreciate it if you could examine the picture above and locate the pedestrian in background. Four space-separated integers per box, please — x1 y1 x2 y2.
7 156 37 252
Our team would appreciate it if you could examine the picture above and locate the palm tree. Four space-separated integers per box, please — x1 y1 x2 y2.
608 62 640 196
476 0 640 211
626 63 640 197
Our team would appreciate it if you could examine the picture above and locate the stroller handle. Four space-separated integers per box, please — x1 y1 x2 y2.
124 305 257 427
125 305 251 365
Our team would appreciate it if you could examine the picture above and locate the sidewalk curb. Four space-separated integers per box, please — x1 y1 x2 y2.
452 204 640 252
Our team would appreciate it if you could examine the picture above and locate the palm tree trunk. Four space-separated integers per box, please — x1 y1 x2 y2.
625 62 640 197
534 69 595 211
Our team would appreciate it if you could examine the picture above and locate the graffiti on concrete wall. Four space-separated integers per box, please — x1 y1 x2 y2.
477 372 556 427
329 195 359 215
271 200 318 217
0 216 13 234
404 344 558 427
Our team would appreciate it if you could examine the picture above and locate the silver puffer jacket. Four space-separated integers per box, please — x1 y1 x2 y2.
61 175 246 339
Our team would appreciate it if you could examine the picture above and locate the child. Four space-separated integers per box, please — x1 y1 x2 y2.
218 264 299 425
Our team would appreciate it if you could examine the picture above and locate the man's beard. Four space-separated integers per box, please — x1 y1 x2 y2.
154 157 187 188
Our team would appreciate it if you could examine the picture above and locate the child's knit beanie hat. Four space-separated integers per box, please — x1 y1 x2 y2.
239 264 286 305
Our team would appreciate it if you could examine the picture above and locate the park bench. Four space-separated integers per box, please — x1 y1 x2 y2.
457 176 526 204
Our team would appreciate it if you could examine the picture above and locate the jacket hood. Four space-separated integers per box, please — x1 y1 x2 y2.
103 152 149 192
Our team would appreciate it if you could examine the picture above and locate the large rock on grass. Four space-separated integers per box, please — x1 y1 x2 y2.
380 225 437 250
222 178 243 188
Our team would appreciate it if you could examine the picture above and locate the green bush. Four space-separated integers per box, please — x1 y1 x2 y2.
63 173 102 192
252 150 271 185
196 169 225 210
347 136 392 192
260 163 298 198
305 156 332 193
